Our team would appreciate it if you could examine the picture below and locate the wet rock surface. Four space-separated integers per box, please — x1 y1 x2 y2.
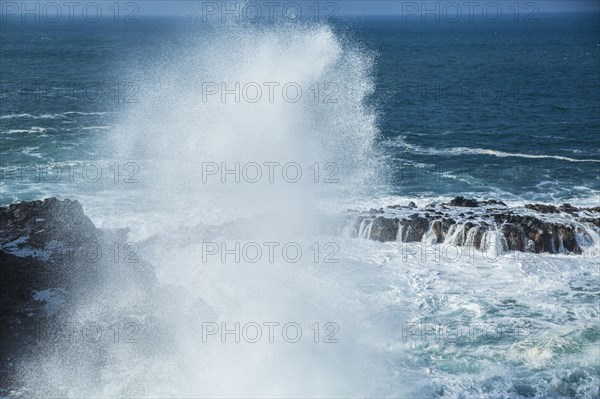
444 196 507 208
0 198 157 391
0 198 98 250
1 198 157 315
352 197 599 254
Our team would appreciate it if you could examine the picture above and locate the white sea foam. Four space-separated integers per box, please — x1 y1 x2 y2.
4 127 49 134
394 139 600 163
0 111 109 120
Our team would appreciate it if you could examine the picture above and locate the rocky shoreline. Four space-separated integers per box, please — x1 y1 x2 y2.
0 196 599 394
349 196 600 255
1 196 598 317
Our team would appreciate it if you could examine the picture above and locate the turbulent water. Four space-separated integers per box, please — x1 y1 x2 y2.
1 11 599 399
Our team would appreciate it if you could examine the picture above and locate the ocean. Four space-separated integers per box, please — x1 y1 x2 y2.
1 9 599 398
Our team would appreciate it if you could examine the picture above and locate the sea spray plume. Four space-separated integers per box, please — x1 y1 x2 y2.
16 19 407 398
109 21 382 237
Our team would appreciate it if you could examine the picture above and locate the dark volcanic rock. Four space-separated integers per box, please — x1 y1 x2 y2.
525 203 600 215
449 196 479 207
559 203 579 214
0 198 157 317
525 204 559 214
430 220 444 243
501 223 525 251
1 199 100 304
401 215 430 242
558 225 580 253
354 198 598 255
0 198 98 249
581 218 600 228
483 200 508 207
444 197 507 208
0 250 59 319
387 202 417 210
370 217 399 242
1 198 160 394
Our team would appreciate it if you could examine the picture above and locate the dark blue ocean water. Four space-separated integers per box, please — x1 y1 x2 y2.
1 14 599 204
358 14 600 202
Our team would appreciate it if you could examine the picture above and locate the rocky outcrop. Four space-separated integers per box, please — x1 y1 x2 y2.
0 198 162 394
369 217 399 242
444 196 507 208
0 198 98 250
0 197 159 322
352 197 599 254
524 203 600 215
1 197 598 317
